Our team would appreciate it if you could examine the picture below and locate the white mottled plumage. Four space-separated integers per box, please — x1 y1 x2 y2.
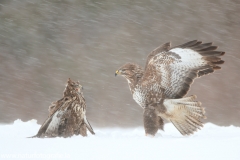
116 40 225 136
45 109 66 135
133 86 146 107
149 47 211 98
170 48 202 60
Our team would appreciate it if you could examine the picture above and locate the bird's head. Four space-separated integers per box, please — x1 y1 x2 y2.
115 63 144 85
64 78 84 97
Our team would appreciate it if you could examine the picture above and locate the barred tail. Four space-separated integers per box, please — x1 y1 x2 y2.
162 95 206 135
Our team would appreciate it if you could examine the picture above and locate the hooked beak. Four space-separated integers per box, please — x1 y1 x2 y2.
115 70 120 76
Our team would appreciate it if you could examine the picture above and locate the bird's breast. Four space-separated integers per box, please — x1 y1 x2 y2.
132 84 163 108
132 86 148 108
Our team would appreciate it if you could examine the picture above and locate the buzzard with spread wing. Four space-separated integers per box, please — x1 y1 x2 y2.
115 40 225 136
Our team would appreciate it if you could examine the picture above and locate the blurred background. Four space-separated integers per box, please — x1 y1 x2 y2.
0 0 239 127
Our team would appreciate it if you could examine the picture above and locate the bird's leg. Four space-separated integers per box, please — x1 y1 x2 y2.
143 106 159 136
144 89 166 134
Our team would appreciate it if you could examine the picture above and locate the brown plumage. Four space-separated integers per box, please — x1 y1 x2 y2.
31 78 95 138
115 40 225 136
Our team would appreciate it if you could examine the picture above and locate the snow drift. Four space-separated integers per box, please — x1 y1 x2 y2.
0 119 240 160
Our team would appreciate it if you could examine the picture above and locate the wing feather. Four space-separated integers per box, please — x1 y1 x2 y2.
145 42 170 69
144 40 225 98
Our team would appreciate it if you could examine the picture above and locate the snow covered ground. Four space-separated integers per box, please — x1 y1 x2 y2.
0 119 240 160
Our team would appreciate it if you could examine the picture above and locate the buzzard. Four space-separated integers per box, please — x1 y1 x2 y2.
115 40 225 136
32 78 95 138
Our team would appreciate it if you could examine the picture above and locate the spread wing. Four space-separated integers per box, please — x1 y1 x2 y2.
144 40 225 99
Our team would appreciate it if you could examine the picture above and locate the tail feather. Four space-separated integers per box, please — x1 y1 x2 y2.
186 107 205 118
180 101 201 106
185 117 202 130
186 115 203 127
173 95 196 102
171 120 188 135
84 116 95 135
177 121 191 135
161 95 206 136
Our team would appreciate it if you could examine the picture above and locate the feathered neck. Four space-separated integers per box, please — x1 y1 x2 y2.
63 82 84 102
125 69 144 94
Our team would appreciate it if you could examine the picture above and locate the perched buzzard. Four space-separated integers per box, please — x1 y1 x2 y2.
115 40 225 136
32 78 95 138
